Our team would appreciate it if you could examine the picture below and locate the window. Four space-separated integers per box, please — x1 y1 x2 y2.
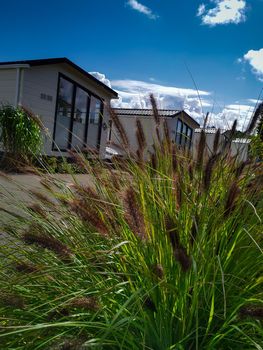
181 123 187 146
86 96 103 149
54 77 74 149
175 118 193 149
53 75 103 151
71 87 89 149
175 119 182 144
89 97 101 125
186 127 193 148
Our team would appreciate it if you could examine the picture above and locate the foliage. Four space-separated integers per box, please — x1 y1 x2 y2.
0 113 262 349
250 135 263 160
0 105 43 166
250 111 263 161
248 102 263 161
37 155 89 174
257 112 263 142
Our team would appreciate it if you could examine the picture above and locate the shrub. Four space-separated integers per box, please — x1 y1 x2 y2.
0 110 262 349
0 105 43 167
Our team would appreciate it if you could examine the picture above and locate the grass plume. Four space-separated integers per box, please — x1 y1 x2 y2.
0 126 262 350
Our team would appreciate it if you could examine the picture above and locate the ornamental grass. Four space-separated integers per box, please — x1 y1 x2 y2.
0 105 262 349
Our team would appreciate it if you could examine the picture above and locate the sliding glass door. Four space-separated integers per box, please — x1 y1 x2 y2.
53 75 103 151
71 87 89 150
54 77 74 149
86 96 102 149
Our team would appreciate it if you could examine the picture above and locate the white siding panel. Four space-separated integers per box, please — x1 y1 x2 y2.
110 112 197 158
0 69 17 105
110 115 167 155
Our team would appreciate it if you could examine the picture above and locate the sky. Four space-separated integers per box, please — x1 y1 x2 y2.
0 0 262 129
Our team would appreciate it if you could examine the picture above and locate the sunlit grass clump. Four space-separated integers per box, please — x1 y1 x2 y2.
0 111 262 349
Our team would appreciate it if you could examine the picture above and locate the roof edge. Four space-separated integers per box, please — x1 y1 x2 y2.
0 57 118 98
113 108 200 127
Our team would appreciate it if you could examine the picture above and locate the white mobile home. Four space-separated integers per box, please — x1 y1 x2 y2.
0 58 118 157
109 108 200 154
194 128 250 162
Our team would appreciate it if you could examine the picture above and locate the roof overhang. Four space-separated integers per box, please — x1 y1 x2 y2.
176 110 200 128
0 64 30 69
0 58 118 99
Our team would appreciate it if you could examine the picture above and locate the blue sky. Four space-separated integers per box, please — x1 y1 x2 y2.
0 0 262 128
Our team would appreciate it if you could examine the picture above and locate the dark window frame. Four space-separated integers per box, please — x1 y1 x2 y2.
175 118 193 149
52 73 104 152
176 118 183 145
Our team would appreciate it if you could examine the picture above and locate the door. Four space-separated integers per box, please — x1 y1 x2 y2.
71 87 89 150
86 95 103 149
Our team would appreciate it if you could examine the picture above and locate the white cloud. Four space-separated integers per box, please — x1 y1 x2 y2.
110 79 212 125
225 104 254 112
243 48 263 81
110 80 254 129
90 72 254 130
89 72 112 88
197 3 206 16
127 0 158 19
247 98 261 104
208 103 254 130
198 0 247 26
111 79 210 98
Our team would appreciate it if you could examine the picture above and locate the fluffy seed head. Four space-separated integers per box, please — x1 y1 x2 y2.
69 296 100 311
136 149 144 165
196 130 206 169
22 232 72 262
110 108 129 149
228 120 237 142
163 119 171 149
29 190 54 206
150 152 157 170
171 144 178 173
174 246 192 272
143 297 156 312
150 94 160 125
155 125 161 145
60 339 85 350
136 119 146 151
15 262 38 274
239 306 263 319
70 199 108 235
28 203 47 218
165 216 180 248
235 161 249 178
213 129 221 154
124 187 146 240
203 154 218 192
151 263 164 279
203 112 209 129
224 182 240 217
0 293 25 309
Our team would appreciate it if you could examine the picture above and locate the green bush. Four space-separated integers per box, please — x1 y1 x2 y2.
0 116 262 349
0 105 43 166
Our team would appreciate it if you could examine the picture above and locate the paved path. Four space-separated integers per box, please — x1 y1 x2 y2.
0 173 93 244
